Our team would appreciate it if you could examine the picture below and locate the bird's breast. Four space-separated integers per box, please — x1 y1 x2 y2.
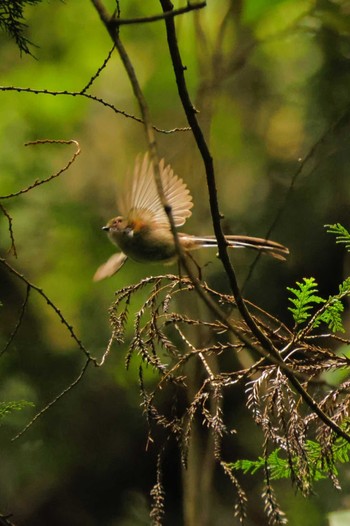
113 225 177 263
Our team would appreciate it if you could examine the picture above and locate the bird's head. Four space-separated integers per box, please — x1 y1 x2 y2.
102 216 127 234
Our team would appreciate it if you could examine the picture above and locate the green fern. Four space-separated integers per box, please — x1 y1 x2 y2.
325 223 350 251
230 436 350 482
312 278 350 333
314 299 344 332
287 277 325 326
287 277 350 333
338 277 350 295
232 449 290 479
0 400 34 421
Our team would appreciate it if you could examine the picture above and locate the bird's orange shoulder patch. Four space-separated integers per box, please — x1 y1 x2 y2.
128 208 155 232
130 217 146 232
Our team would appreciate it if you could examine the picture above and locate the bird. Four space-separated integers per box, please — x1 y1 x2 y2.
93 153 289 281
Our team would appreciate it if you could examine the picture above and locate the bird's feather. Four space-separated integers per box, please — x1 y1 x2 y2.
118 153 193 228
93 252 128 281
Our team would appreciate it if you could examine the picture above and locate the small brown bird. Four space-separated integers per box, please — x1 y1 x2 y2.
94 153 289 281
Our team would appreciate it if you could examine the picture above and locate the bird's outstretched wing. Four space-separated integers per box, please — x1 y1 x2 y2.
118 153 193 228
93 252 128 281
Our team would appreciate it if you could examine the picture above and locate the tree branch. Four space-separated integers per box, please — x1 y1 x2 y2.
0 139 80 199
158 0 350 444
0 258 96 364
90 0 350 444
0 85 190 134
109 2 206 26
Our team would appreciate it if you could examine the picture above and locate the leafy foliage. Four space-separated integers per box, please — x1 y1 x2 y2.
326 223 350 251
0 400 34 421
230 435 350 483
287 276 350 333
287 277 325 326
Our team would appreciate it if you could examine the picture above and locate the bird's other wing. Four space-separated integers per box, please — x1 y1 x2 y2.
93 252 128 281
118 152 193 228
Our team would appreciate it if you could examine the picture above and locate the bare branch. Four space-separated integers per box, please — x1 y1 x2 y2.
12 358 91 441
0 284 30 358
110 2 206 26
0 85 190 134
0 258 97 364
0 202 17 256
0 139 81 200
80 44 115 94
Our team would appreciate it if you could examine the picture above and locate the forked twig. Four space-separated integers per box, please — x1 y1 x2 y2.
0 258 96 364
0 139 81 199
12 358 91 441
0 86 190 134
0 285 30 358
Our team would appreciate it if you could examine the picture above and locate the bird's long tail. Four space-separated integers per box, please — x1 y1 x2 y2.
182 234 289 260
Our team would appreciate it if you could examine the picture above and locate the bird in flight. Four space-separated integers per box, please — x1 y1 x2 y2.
94 153 289 281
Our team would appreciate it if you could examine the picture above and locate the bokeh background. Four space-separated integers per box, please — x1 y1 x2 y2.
1 1 350 524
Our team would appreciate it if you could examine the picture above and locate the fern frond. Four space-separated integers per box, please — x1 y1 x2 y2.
339 277 350 295
0 400 34 420
325 223 350 251
314 299 345 332
230 435 350 483
311 278 350 333
287 277 325 326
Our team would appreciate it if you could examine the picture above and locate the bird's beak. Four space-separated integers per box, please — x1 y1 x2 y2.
102 225 110 231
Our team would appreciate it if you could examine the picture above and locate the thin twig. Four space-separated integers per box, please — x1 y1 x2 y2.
158 0 350 444
0 285 30 358
80 45 115 94
0 203 17 256
91 0 350 443
174 322 215 380
12 358 91 441
109 2 206 26
0 86 190 134
0 258 97 364
0 139 81 200
244 110 350 287
92 0 267 363
97 330 116 366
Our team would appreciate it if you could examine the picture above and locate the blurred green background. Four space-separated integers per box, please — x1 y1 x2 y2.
1 0 350 524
